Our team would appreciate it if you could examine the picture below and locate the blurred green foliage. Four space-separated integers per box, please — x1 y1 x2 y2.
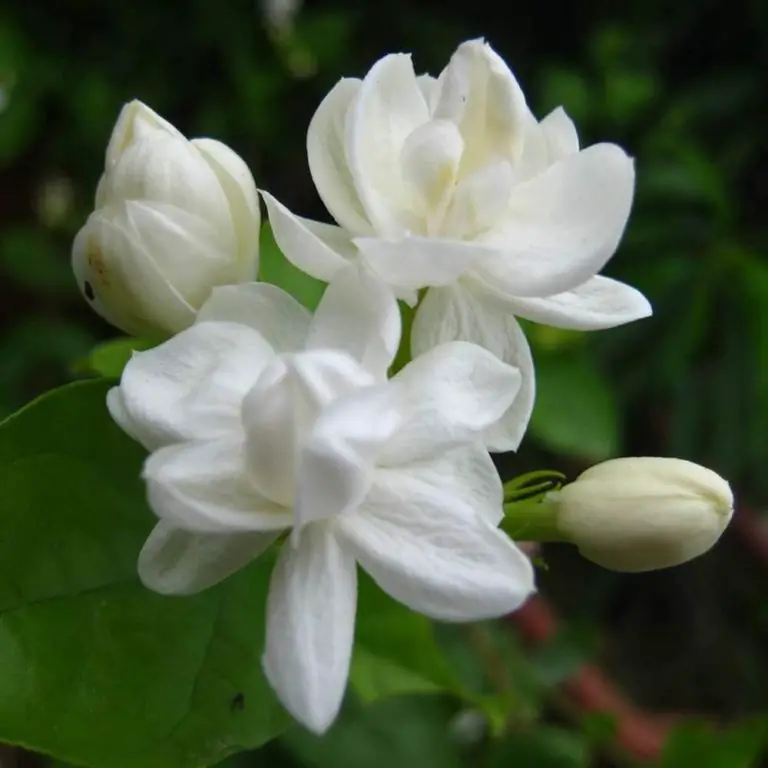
0 0 766 766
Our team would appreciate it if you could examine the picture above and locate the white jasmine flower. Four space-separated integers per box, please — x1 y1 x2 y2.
73 100 260 338
261 38 651 450
109 265 535 732
551 457 734 572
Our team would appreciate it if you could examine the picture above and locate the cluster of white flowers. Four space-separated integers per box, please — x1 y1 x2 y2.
72 39 733 733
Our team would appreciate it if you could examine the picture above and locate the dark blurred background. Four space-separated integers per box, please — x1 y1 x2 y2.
0 0 766 765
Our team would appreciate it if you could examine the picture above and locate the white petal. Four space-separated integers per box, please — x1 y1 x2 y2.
137 520 278 595
261 191 354 282
416 74 440 112
197 282 311 353
339 472 534 621
512 112 552 183
241 351 375 505
347 53 429 237
411 282 535 452
475 143 635 298
399 119 463 218
354 235 484 292
144 439 292 533
192 138 261 280
240 357 304 507
539 106 579 161
399 443 504 525
106 134 234 234
504 275 652 330
442 160 515 240
120 200 237 306
106 387 142 445
514 107 580 184
307 262 401 380
287 349 376 406
114 321 274 450
382 339 521 463
105 100 186 168
433 39 529 174
307 77 373 236
263 524 357 734
72 210 196 337
296 385 401 530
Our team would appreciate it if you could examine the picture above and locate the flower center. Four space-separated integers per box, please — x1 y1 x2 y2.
399 119 514 240
239 350 375 507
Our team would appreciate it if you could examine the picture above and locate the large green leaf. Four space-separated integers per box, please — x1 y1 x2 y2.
350 574 457 702
0 381 287 768
281 696 461 768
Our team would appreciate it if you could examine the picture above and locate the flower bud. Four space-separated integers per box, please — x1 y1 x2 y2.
552 457 733 572
72 100 260 338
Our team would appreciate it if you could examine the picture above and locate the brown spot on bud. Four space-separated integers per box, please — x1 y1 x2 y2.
86 239 111 288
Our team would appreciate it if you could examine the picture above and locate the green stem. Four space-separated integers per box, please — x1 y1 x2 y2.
500 497 567 542
389 292 425 376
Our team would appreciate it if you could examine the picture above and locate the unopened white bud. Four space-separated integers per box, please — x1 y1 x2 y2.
72 100 260 338
552 457 733 572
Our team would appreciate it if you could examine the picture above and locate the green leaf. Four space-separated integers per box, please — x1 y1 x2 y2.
209 756 252 768
529 352 620 461
487 726 590 768
350 574 457 702
258 223 326 310
660 718 768 768
75 336 154 378
434 624 541 731
281 696 461 768
0 381 287 768
527 628 594 687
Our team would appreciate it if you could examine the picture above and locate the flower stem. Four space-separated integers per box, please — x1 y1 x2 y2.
500 497 567 542
389 293 424 376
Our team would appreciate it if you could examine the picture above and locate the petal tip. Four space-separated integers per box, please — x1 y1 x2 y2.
261 653 342 735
